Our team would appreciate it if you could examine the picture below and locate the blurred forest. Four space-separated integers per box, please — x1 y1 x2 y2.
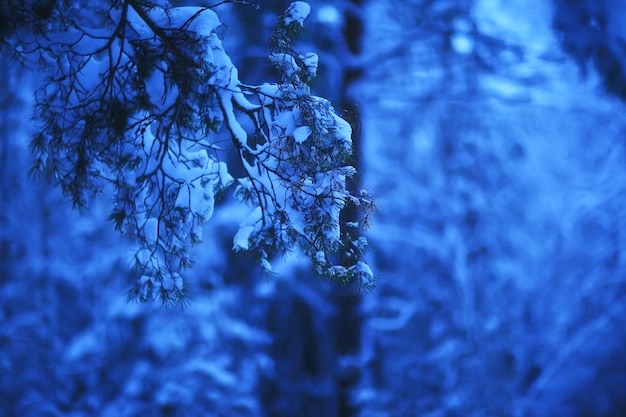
2 0 626 416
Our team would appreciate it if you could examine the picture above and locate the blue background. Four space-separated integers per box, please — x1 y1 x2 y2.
2 0 626 416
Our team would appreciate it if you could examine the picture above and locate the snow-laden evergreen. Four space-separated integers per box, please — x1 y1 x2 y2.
20 1 374 303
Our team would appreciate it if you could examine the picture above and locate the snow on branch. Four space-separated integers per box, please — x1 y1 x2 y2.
24 0 375 304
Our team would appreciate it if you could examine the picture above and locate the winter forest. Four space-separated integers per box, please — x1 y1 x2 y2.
2 0 626 416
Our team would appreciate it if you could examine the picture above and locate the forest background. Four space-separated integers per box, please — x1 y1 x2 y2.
2 0 626 416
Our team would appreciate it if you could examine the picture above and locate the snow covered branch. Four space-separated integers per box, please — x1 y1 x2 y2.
22 0 374 304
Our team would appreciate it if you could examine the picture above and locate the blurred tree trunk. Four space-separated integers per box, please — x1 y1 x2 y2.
334 1 365 416
0 55 16 281
0 53 58 415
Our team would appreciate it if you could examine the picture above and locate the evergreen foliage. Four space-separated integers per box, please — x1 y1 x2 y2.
6 0 374 303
